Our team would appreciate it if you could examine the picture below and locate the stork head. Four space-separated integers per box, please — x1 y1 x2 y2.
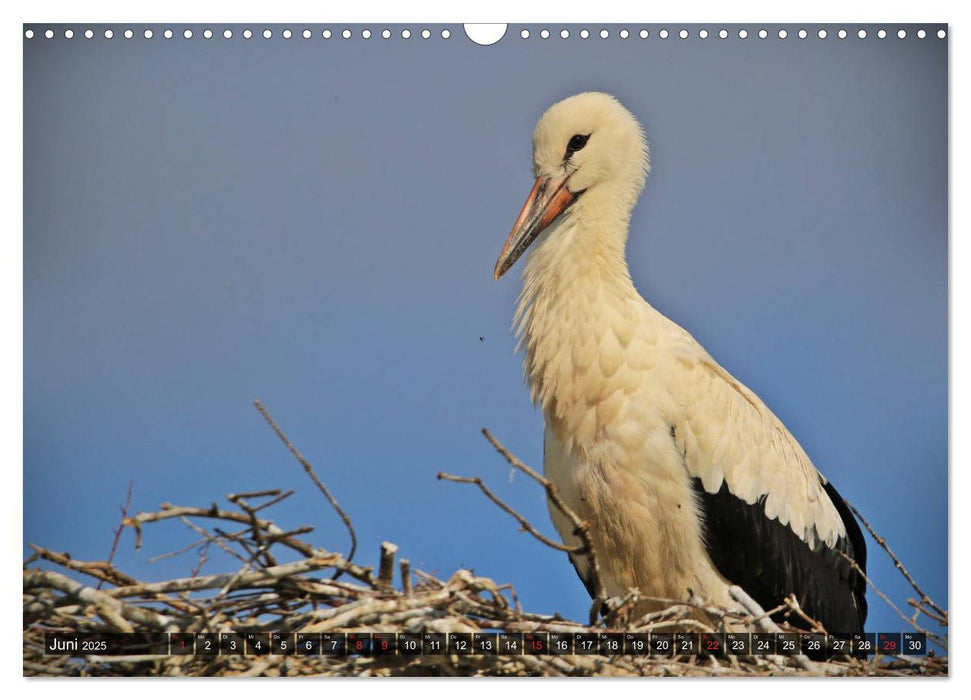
493 92 650 279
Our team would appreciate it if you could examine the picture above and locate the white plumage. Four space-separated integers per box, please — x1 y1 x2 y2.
493 92 866 632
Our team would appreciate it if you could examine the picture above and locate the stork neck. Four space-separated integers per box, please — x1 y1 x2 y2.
521 206 636 304
515 209 644 420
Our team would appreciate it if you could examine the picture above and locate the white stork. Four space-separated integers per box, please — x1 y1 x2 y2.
493 92 867 633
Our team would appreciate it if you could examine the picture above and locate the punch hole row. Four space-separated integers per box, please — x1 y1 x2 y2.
517 27 945 41
24 26 947 41
23 27 455 40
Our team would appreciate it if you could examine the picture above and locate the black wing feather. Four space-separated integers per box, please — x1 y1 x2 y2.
568 553 599 600
692 476 867 634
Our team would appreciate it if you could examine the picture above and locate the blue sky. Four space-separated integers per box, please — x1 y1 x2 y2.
24 23 947 642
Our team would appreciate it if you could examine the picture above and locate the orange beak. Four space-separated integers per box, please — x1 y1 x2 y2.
493 174 578 280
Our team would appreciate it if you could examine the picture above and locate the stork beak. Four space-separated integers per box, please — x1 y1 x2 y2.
493 174 577 280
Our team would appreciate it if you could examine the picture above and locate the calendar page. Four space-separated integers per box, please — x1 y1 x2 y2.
22 18 948 678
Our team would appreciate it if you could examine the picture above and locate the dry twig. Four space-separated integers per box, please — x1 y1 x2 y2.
99 480 134 590
479 428 608 623
835 550 946 652
254 399 357 564
845 500 947 623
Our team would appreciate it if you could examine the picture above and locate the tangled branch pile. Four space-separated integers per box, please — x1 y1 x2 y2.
22 404 947 677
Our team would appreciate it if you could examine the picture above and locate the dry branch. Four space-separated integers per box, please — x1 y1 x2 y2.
834 550 946 652
845 500 948 623
99 480 134 590
378 542 397 591
479 428 608 623
437 473 573 552
400 558 412 596
254 399 358 564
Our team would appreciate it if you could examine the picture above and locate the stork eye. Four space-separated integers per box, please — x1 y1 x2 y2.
566 134 589 155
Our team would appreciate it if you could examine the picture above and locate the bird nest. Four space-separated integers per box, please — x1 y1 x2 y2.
22 403 948 678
